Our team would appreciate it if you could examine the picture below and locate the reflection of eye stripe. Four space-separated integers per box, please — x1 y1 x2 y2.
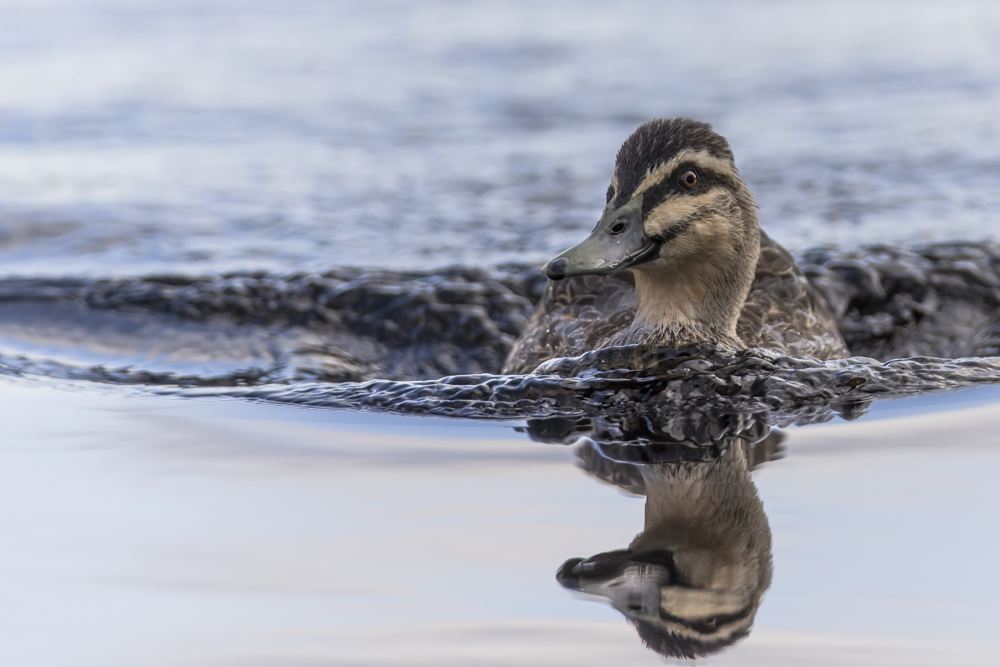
652 603 757 644
628 605 757 661
660 604 754 633
630 586 760 659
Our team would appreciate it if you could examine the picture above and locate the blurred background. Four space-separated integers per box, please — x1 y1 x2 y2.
1 0 999 279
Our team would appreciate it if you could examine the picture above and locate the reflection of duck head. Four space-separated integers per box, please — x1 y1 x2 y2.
558 441 773 659
542 118 760 350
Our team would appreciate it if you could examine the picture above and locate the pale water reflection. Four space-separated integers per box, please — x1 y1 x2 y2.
2 380 1000 665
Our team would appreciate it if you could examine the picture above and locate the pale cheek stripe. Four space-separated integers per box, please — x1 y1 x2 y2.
644 190 731 237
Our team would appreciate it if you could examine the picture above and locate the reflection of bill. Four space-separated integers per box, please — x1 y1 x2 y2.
557 438 776 660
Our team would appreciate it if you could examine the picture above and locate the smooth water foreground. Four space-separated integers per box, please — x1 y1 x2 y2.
3 0 1000 664
2 381 1000 666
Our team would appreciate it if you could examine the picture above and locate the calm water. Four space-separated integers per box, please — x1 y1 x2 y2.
3 382 1000 666
1 0 1000 278
2 1 1000 664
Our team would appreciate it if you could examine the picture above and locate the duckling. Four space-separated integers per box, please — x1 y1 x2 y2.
503 118 849 374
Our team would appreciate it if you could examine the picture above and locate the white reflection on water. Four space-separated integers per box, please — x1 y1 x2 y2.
0 1 998 276
1 382 1000 665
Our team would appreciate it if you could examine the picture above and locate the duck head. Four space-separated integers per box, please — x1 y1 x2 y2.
543 118 760 347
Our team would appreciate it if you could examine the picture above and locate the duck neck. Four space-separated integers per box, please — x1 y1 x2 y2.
626 261 745 349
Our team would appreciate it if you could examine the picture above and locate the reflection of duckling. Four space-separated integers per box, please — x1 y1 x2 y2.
558 442 772 660
504 118 849 374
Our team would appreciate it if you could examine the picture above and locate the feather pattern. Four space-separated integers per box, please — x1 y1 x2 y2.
503 232 849 374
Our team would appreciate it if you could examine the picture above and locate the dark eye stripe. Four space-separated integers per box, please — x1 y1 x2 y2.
641 165 726 214
640 177 677 215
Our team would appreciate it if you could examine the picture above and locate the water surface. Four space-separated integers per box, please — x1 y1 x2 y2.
2 1 1000 664
1 0 1000 277
2 382 1000 666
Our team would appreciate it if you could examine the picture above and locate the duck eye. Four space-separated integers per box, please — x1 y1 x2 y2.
609 220 627 234
679 170 698 189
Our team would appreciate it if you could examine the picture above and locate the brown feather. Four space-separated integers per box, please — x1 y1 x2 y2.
502 232 849 374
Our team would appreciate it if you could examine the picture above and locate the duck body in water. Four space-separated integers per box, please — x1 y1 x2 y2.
503 118 849 374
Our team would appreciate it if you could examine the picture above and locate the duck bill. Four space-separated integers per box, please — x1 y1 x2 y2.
542 195 660 280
